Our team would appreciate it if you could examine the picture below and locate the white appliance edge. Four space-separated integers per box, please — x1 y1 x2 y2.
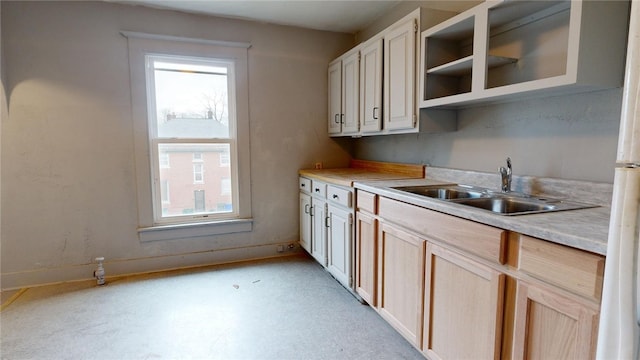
597 0 640 358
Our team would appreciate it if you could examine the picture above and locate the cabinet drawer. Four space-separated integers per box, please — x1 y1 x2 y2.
518 235 605 301
327 185 352 208
299 177 311 192
357 190 377 214
378 197 506 264
311 180 327 198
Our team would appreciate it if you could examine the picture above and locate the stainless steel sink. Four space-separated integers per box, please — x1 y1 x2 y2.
391 184 597 215
392 184 487 200
454 197 556 215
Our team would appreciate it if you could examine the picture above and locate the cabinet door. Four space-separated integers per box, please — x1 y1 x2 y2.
360 38 383 133
311 199 327 266
327 204 353 288
341 51 360 134
423 243 504 360
328 60 342 135
384 17 416 131
299 192 312 253
512 281 599 359
355 211 377 306
378 223 425 346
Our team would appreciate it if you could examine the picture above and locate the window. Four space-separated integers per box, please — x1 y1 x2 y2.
161 179 170 204
126 32 252 239
159 153 170 168
193 163 204 184
221 177 231 195
147 55 238 223
220 151 230 167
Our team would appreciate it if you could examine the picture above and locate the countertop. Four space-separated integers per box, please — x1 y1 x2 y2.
355 178 610 255
299 159 425 187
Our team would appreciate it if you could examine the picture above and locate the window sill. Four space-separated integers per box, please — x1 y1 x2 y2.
138 218 253 242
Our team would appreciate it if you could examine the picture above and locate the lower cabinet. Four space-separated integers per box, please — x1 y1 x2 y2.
354 190 603 360
423 243 504 360
299 192 312 253
310 196 327 265
355 211 377 306
327 203 353 289
378 222 426 347
512 280 599 359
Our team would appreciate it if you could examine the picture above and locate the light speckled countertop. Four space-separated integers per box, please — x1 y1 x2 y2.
354 168 612 256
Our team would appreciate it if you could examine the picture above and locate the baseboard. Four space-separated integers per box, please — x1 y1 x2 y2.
1 242 302 291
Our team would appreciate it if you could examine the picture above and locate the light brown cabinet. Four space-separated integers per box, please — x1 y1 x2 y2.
423 243 504 360
377 222 426 347
512 280 599 359
355 189 604 360
355 211 377 306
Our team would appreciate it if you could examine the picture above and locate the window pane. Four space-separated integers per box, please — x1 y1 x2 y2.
152 60 230 139
158 143 232 216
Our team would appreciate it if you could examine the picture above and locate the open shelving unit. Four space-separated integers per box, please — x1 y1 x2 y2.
419 0 630 109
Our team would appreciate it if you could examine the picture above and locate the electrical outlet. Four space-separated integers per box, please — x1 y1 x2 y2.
277 245 285 253
314 162 323 169
288 243 295 250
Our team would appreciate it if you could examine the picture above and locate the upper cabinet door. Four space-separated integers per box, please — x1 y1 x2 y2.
341 51 360 134
328 60 342 135
360 38 383 133
384 17 417 131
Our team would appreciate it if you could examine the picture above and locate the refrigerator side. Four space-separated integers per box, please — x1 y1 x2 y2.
597 1 640 359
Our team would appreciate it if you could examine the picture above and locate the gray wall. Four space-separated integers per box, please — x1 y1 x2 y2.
353 89 622 183
351 1 623 184
1 1 353 289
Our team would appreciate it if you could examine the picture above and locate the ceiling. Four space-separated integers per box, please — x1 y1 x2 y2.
112 1 479 34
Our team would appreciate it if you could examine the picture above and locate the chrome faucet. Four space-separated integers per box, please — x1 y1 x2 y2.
499 157 512 192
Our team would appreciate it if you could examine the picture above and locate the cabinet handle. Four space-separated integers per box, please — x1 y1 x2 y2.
325 216 330 228
301 183 306 187
334 114 340 124
332 194 339 199
304 204 310 214
310 205 315 217
340 114 345 124
373 107 379 120
315 188 320 193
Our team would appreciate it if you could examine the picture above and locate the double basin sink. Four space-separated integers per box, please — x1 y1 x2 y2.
392 184 596 216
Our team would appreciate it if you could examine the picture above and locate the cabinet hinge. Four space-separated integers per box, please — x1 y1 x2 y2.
414 20 418 33
348 213 353 225
413 114 417 127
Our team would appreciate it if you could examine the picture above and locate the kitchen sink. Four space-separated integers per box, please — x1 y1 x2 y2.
392 184 487 200
454 197 557 215
391 184 597 215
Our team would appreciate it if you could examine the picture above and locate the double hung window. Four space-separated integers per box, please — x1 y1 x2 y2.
125 32 252 240
146 55 238 223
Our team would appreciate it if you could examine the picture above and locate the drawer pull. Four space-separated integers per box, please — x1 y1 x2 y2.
332 194 339 199
301 183 306 187
315 188 320 192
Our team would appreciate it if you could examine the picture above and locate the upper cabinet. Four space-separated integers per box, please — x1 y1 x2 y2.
419 0 631 108
384 17 418 131
329 8 458 138
359 37 383 134
328 47 360 136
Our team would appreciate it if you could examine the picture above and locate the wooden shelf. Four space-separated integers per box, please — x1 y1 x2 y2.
427 55 517 76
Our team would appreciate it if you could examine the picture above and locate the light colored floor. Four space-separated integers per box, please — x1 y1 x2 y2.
0 254 424 360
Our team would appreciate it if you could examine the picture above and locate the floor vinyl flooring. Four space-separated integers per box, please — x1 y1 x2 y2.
0 254 424 360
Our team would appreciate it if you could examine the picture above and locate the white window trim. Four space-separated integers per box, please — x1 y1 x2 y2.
124 32 252 240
